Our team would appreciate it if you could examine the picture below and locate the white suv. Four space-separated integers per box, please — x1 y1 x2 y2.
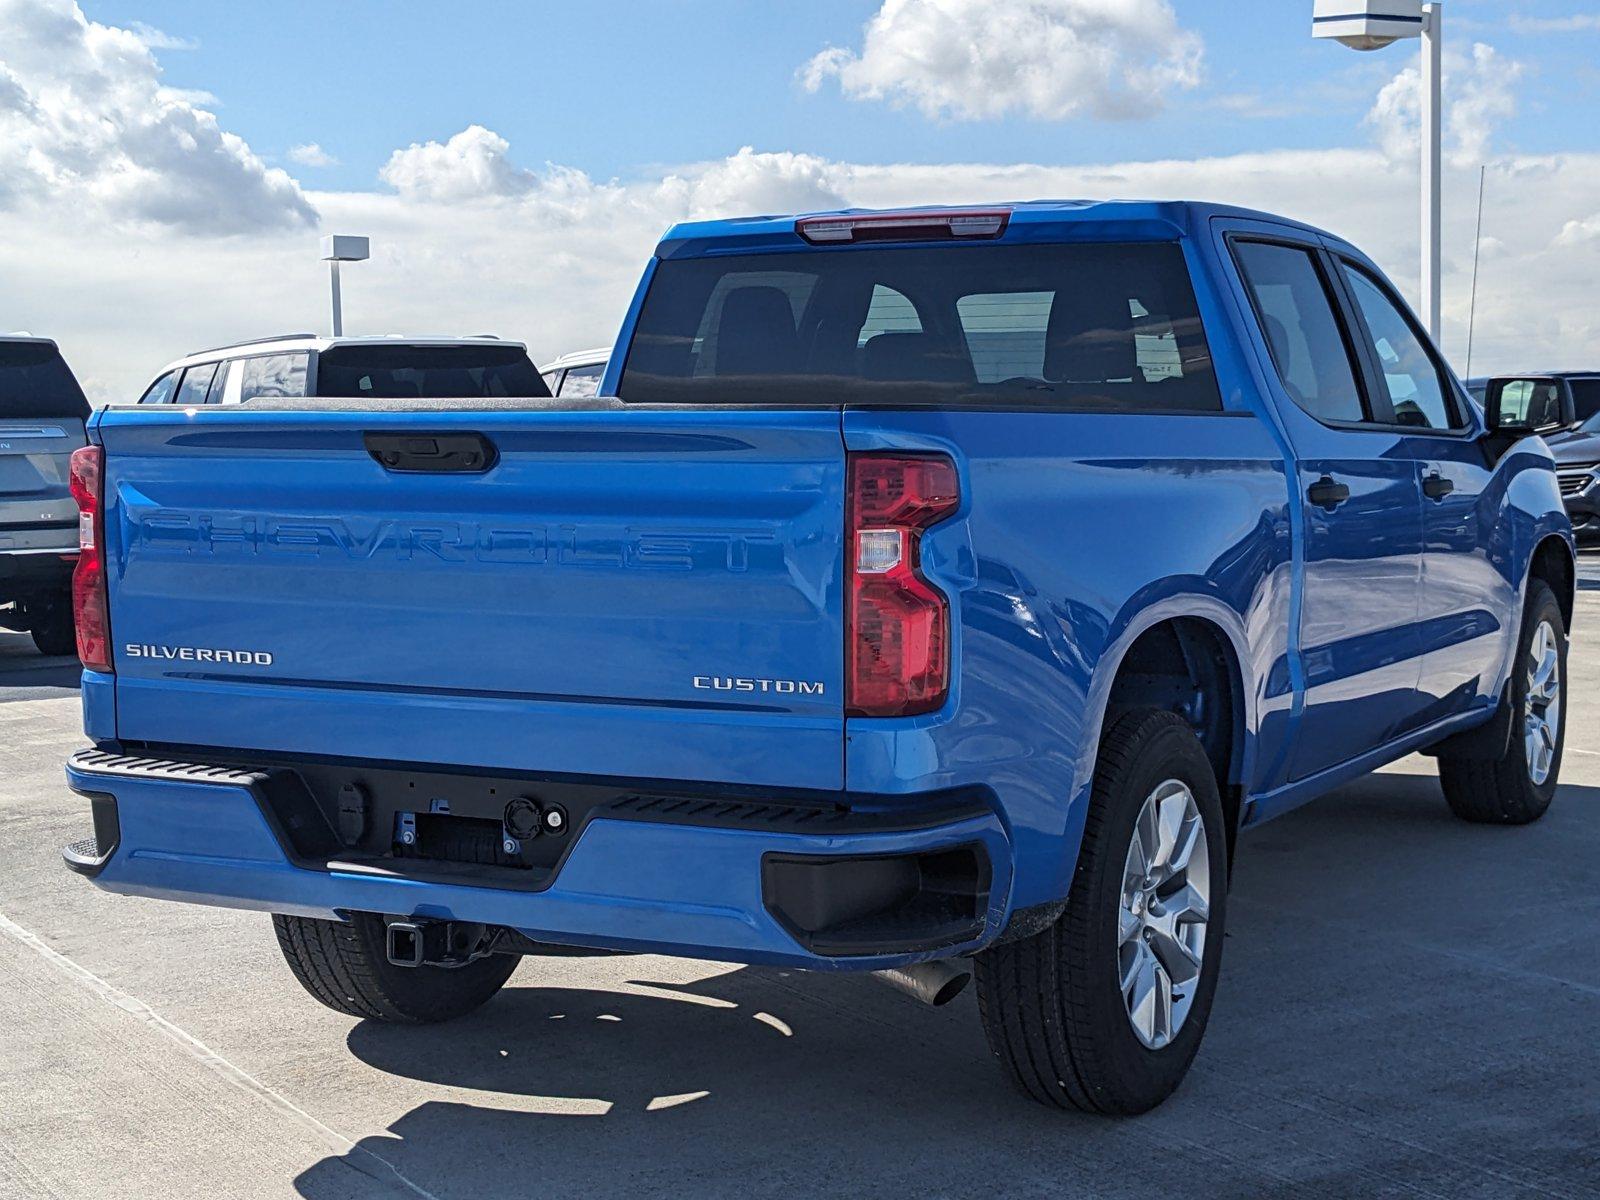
538 347 609 399
134 335 547 405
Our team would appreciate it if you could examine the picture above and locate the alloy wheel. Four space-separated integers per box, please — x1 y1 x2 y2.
1525 619 1562 787
1118 779 1212 1051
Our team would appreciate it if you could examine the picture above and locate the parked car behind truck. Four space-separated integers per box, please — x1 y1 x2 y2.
1479 374 1600 540
0 336 90 655
62 202 1574 1115
539 347 608 398
136 333 548 406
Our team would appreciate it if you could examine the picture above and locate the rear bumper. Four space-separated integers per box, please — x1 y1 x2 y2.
0 543 76 588
63 750 1015 970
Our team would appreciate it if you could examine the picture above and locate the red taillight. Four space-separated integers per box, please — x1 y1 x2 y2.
68 445 111 672
846 454 959 717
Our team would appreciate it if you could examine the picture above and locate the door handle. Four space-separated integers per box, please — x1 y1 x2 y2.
1307 475 1351 511
364 431 498 473
1422 472 1455 500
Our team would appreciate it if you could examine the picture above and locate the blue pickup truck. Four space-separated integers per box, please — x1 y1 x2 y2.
62 201 1575 1114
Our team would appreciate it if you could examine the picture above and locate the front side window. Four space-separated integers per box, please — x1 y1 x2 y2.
1340 263 1458 430
619 242 1220 410
173 362 220 407
238 353 309 401
1568 379 1600 431
138 371 178 405
1233 241 1365 424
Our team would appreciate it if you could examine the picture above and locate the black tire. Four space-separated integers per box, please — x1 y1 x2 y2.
974 709 1228 1115
1439 580 1567 825
272 912 517 1023
29 601 75 657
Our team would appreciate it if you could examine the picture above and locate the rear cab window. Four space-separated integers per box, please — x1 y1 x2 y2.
0 341 91 420
619 243 1221 410
315 345 548 398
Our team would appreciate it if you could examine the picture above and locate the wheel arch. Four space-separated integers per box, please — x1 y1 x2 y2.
1528 532 1576 630
1084 597 1254 863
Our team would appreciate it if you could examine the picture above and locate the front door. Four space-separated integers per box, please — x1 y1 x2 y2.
1331 256 1511 720
1228 234 1429 783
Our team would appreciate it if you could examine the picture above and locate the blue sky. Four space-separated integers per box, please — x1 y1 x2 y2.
6 0 1600 396
81 0 1600 190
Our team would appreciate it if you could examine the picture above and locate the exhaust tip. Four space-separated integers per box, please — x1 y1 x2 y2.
870 960 972 1007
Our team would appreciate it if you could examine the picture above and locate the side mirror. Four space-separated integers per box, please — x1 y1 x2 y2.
1485 377 1576 438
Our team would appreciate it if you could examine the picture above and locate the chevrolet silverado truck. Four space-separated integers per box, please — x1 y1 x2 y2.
0 336 91 655
61 202 1575 1115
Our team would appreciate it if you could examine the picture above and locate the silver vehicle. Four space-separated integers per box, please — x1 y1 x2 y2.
135 333 547 407
539 347 609 398
0 336 90 655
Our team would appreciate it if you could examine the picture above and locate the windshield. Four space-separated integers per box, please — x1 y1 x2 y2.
0 341 90 420
315 345 549 399
1571 379 1600 431
619 242 1220 410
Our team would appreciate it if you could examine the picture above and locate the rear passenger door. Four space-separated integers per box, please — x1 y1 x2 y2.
1227 229 1429 782
1331 253 1508 720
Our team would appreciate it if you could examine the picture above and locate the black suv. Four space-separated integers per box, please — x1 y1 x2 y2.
0 337 90 655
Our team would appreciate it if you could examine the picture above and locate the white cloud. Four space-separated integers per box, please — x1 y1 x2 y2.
0 0 315 233
126 21 197 51
1367 42 1524 167
800 0 1203 121
380 124 539 202
9 130 1600 406
1508 13 1600 33
288 142 338 168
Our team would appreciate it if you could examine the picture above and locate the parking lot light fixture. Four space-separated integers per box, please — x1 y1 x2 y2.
319 234 370 337
1312 0 1442 342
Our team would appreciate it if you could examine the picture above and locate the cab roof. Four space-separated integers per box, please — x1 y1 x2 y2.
656 199 1330 259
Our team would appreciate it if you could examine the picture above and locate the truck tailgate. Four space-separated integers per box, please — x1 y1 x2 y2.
96 406 846 790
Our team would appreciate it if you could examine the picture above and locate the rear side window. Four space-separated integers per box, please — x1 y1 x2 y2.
556 362 604 398
315 345 549 398
239 353 309 401
0 341 90 419
1233 241 1365 424
619 243 1221 410
139 371 178 405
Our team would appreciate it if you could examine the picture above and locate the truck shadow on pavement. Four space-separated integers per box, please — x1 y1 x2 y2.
294 769 1600 1199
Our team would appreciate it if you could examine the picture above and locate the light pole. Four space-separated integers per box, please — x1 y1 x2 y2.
1313 1 1442 341
319 234 370 337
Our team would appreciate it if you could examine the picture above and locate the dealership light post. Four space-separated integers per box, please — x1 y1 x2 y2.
1313 0 1442 341
320 234 370 337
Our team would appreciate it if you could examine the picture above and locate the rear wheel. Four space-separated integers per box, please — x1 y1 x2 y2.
1439 580 1567 824
974 708 1227 1114
272 912 517 1023
29 600 75 657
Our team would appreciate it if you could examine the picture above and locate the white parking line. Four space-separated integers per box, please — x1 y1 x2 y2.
0 910 438 1200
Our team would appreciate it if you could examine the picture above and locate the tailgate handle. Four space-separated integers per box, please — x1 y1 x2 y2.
364 432 498 474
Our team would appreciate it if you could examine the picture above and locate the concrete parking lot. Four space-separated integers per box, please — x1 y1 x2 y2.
2 552 1598 1199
